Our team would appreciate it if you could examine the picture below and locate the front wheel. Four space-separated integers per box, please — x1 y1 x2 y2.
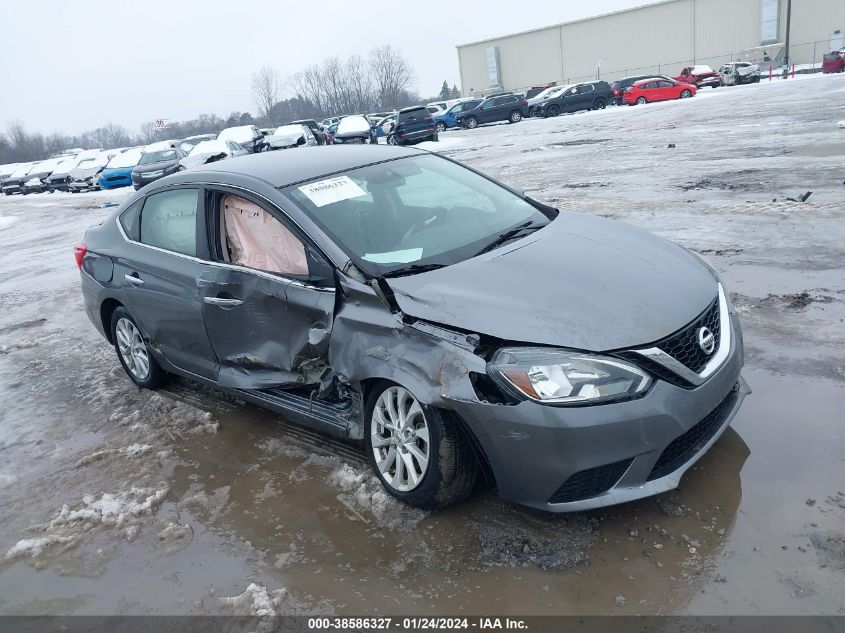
111 307 168 389
545 104 560 117
387 134 398 146
680 89 692 98
465 116 478 129
508 110 522 123
365 383 478 510
436 121 446 133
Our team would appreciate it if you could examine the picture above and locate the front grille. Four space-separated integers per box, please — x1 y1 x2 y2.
646 388 735 481
548 458 634 504
655 296 720 373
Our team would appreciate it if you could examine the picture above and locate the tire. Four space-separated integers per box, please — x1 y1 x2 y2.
436 121 446 133
387 134 398 146
110 307 168 389
430 132 439 142
508 110 522 123
365 382 478 510
465 116 478 129
546 104 560 117
680 89 692 99
636 96 648 105
592 97 607 110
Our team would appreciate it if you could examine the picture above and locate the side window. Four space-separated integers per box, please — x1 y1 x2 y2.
139 189 198 256
219 194 309 277
119 199 143 241
582 84 595 93
481 100 493 109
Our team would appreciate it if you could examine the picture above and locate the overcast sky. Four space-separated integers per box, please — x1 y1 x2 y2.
0 0 644 135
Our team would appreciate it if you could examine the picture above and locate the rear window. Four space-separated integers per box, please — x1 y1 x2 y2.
139 188 199 256
398 108 429 123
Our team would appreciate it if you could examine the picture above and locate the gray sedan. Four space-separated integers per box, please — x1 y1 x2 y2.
75 146 748 512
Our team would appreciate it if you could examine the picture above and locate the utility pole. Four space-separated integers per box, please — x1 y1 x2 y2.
784 0 792 68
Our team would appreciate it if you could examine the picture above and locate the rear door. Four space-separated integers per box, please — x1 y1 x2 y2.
117 187 219 379
197 188 336 388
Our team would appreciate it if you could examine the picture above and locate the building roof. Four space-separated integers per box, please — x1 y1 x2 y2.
456 0 682 48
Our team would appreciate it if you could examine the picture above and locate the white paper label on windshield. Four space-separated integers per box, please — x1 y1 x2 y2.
362 248 423 264
298 175 367 208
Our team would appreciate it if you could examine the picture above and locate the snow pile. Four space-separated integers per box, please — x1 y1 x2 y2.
838 120 845 129
219 582 288 616
75 443 152 467
5 486 169 560
327 462 427 531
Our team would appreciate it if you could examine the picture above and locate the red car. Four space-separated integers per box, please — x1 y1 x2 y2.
822 51 845 73
673 65 722 89
623 78 697 105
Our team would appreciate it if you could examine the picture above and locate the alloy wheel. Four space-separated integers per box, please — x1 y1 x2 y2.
370 386 430 492
115 317 150 381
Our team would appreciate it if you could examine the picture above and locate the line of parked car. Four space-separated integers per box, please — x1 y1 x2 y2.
0 119 334 196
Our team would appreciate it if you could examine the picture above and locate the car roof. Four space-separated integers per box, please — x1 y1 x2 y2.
186 145 424 187
399 105 428 113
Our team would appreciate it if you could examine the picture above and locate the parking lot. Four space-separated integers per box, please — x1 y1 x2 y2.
0 74 843 616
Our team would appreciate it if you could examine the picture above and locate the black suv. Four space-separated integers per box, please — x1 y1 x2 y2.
456 94 529 129
292 119 329 145
610 75 673 105
531 81 612 117
389 106 438 145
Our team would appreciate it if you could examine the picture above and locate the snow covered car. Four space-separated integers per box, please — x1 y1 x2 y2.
265 124 317 150
131 148 187 190
47 150 103 192
178 134 217 154
179 139 248 170
218 125 267 153
0 163 21 192
718 62 761 85
3 162 41 195
526 84 567 114
20 156 68 194
332 115 377 144
76 146 747 513
98 150 144 190
68 154 111 192
674 65 722 89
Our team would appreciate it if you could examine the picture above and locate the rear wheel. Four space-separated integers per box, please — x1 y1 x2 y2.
430 132 439 142
546 104 560 117
110 307 168 389
636 96 648 105
387 134 398 146
365 382 478 510
680 89 692 98
465 116 478 129
592 97 607 110
436 121 446 133
508 110 522 123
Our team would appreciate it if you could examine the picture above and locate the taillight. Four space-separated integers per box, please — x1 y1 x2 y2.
74 244 87 268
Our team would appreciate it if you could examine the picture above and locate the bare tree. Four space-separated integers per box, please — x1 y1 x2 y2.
369 45 415 110
251 65 281 120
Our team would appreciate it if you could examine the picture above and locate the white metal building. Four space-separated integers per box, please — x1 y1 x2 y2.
456 0 845 95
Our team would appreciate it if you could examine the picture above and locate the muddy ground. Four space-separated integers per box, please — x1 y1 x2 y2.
0 74 843 616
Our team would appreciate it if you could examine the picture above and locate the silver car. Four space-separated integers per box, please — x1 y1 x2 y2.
76 146 748 512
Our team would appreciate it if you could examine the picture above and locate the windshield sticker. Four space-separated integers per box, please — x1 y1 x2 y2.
297 175 367 208
362 248 423 264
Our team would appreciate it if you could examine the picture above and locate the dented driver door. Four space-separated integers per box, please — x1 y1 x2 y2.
198 266 335 389
197 189 336 389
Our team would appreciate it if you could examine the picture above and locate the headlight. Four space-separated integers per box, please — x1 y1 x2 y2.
489 347 651 406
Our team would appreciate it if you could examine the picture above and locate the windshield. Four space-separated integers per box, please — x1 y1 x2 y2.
285 154 549 275
139 150 177 164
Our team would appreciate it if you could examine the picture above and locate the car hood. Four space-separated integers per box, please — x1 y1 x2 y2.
385 212 717 351
134 160 179 174
180 152 227 170
69 166 103 179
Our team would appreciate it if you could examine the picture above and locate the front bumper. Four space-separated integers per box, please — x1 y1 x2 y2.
447 314 747 512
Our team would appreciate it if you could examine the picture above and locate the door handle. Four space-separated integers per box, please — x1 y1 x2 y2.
124 273 144 285
204 296 243 307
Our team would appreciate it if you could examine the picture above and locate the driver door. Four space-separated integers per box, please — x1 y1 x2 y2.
198 188 336 388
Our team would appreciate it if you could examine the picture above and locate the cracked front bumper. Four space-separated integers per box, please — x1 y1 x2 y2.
446 315 747 512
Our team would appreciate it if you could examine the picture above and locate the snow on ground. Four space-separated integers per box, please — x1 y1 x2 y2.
0 74 844 615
